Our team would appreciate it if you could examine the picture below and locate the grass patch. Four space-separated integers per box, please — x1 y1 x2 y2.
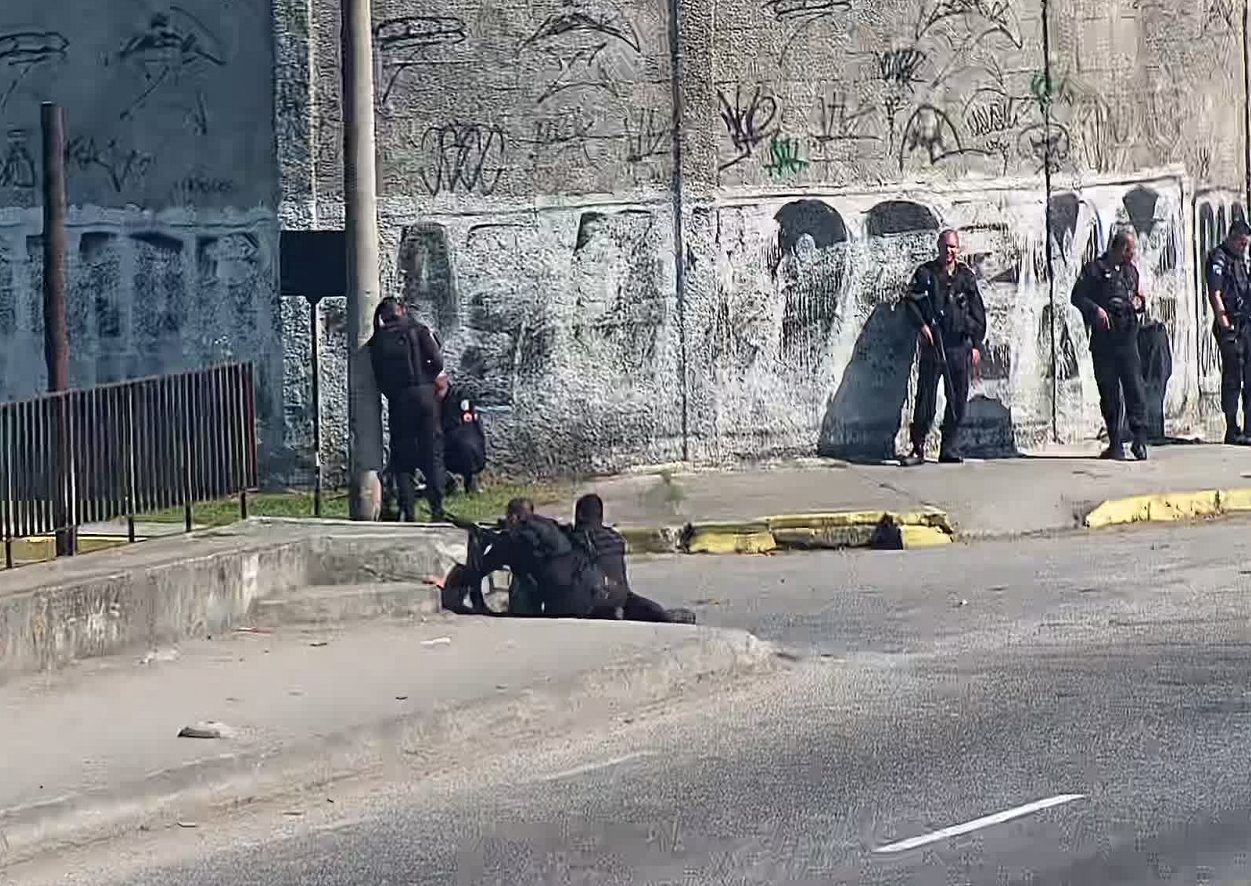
139 477 571 528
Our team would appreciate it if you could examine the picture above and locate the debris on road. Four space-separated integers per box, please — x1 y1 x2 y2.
177 721 236 740
420 637 452 647
138 648 180 665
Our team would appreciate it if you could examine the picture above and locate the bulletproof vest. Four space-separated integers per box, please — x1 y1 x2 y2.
1211 245 1251 319
369 320 433 397
513 517 611 616
514 515 575 566
1088 260 1139 340
918 261 976 343
579 525 628 588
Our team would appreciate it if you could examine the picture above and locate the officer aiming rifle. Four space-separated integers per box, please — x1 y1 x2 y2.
440 510 504 615
440 505 545 617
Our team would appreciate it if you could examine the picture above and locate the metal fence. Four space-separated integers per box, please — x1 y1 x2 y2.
0 362 258 567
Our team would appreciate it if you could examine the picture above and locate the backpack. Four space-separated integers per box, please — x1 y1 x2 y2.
370 319 437 396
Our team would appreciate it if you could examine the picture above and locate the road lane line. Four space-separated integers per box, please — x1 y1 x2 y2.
873 794 1087 854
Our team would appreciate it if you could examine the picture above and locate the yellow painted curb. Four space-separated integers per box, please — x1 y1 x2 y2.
682 522 778 555
765 508 954 534
676 508 957 554
764 509 956 550
1083 487 1251 528
770 524 877 550
1221 487 1251 513
617 526 682 555
901 525 954 548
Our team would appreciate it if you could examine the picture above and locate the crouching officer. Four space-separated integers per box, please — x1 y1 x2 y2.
438 376 487 494
1205 220 1251 445
1071 229 1149 460
901 228 987 465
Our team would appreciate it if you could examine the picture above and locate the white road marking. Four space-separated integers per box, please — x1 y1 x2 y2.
873 793 1087 854
531 751 654 784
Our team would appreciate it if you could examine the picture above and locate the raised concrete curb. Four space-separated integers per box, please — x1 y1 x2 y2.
0 519 463 682
621 507 956 556
1084 487 1251 529
249 582 443 626
0 625 779 867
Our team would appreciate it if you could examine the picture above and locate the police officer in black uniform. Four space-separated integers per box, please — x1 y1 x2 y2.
901 228 987 465
1204 219 1251 445
459 498 614 618
572 494 696 624
368 297 447 519
1070 228 1149 461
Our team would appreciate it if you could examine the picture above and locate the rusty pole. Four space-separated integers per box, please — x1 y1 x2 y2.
41 102 74 556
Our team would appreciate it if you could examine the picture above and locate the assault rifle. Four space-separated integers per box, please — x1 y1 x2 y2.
440 511 506 615
907 284 956 410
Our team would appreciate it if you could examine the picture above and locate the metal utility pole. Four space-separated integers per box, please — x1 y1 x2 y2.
41 102 74 555
307 295 325 517
341 0 384 520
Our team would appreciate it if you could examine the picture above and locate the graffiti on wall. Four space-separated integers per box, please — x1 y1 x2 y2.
389 208 679 472
0 28 68 110
312 171 1210 475
0 0 281 471
376 15 467 105
1195 192 1248 392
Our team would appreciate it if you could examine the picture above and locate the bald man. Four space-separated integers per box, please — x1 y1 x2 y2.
901 228 987 465
1071 228 1149 460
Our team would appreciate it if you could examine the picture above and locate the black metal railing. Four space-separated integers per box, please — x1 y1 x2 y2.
0 362 258 568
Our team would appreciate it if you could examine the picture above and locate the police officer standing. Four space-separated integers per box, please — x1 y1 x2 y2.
368 296 447 520
901 228 987 465
1204 220 1251 445
1070 229 1149 461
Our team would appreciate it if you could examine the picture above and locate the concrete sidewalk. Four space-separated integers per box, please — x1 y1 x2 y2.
554 442 1251 538
0 615 774 866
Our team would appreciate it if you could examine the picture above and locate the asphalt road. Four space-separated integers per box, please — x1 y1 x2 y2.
12 519 1251 885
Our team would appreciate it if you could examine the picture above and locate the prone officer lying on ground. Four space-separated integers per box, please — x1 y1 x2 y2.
571 494 696 624
442 497 695 623
445 498 618 618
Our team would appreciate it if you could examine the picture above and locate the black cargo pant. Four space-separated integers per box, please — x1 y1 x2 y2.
621 591 676 622
388 384 445 519
1217 320 1251 433
910 342 971 453
1091 336 1147 445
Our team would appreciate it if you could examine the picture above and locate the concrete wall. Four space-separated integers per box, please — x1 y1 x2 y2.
274 0 1248 479
3 0 1243 484
0 1 287 471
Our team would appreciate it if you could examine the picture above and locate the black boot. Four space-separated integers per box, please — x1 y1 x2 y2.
938 447 964 464
666 607 697 625
900 445 925 467
1099 442 1126 460
1226 424 1245 445
1130 437 1148 461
